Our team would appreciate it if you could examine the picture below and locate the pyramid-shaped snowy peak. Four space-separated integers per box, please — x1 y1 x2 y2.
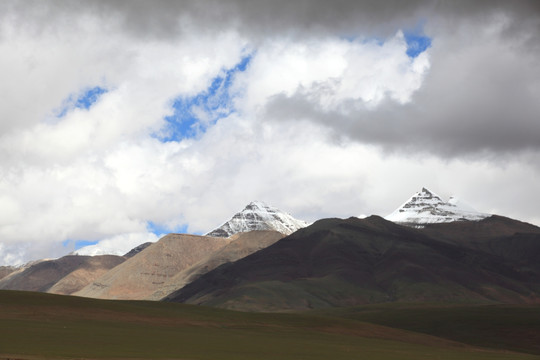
206 201 308 237
385 187 489 225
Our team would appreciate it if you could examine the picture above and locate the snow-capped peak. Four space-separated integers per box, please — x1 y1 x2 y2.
385 187 489 225
206 201 308 237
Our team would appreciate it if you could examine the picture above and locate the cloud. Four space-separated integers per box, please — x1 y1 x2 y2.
0 7 248 263
259 11 540 157
235 32 430 115
74 232 159 256
0 1 539 265
5 1 538 44
162 55 252 141
0 0 424 39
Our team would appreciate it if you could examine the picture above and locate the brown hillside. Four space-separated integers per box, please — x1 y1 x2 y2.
148 230 284 300
0 256 124 293
0 267 16 281
74 234 231 300
47 255 125 295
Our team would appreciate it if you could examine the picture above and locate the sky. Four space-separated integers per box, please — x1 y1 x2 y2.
1 0 540 265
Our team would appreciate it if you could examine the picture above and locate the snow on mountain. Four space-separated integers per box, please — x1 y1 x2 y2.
206 201 308 237
385 187 489 225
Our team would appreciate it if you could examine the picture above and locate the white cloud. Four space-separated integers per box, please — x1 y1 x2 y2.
0 12 249 264
0 2 539 266
235 32 429 115
74 232 159 257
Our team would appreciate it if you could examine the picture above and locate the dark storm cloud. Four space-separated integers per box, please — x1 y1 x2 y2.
3 1 539 44
265 81 540 159
92 1 540 41
109 0 426 39
4 1 534 37
264 39 540 159
257 1 540 158
1 0 424 39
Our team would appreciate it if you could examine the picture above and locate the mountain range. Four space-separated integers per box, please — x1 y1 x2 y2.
2 188 540 312
0 202 297 299
166 214 540 311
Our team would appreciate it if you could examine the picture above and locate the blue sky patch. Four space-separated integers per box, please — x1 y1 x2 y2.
160 55 252 142
404 32 431 58
403 21 432 58
55 86 107 118
342 31 430 59
147 221 190 236
75 87 107 109
62 239 99 250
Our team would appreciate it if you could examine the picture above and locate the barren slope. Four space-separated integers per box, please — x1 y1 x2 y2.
75 234 231 300
0 255 124 293
47 255 126 295
0 267 16 281
148 230 284 300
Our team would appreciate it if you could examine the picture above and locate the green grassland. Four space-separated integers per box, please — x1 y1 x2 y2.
1 290 539 360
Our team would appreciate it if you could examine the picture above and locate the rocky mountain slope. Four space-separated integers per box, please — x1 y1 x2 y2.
47 256 127 295
166 215 540 311
206 201 308 237
74 234 232 300
385 187 489 225
0 231 285 301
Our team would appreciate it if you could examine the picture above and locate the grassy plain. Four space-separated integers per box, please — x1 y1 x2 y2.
319 303 540 355
1 290 539 360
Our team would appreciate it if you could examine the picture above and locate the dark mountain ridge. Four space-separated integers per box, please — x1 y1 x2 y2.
166 215 540 311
